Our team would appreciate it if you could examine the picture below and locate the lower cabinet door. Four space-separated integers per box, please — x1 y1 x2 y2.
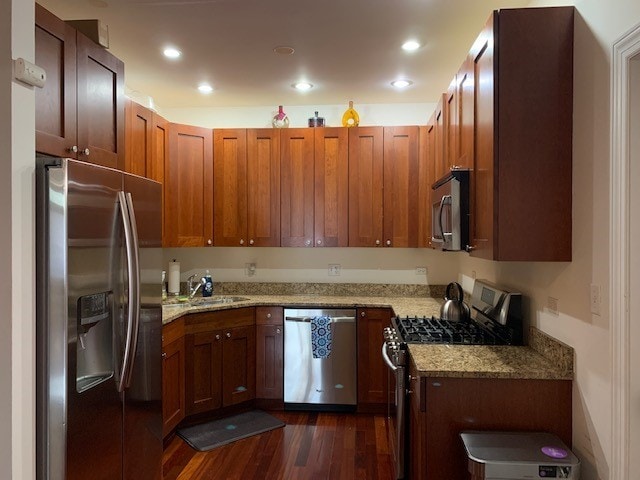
357 308 392 407
222 325 256 406
162 337 185 436
256 324 284 400
185 331 223 415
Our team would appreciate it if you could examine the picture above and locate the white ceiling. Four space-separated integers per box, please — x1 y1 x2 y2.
37 0 532 109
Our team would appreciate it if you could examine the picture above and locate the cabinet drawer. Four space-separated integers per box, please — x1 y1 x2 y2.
256 306 283 325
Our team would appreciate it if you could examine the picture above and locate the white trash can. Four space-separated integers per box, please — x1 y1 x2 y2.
461 431 580 479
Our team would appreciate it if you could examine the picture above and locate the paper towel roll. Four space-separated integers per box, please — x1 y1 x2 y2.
168 260 180 295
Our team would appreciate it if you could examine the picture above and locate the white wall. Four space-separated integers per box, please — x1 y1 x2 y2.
156 102 436 129
163 247 464 285
7 0 35 479
455 1 640 479
0 1 13 477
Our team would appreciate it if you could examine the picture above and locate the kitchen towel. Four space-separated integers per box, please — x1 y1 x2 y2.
310 316 332 359
168 260 180 295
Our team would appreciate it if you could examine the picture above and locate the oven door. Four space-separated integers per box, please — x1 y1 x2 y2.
383 342 406 480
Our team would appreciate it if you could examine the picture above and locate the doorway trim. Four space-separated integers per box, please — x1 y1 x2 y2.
611 22 640 480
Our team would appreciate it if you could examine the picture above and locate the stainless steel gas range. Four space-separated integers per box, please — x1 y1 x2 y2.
382 279 523 480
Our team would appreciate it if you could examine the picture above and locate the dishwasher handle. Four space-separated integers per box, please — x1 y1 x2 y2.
285 316 356 323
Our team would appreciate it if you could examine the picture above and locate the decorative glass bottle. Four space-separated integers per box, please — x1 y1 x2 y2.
341 101 360 127
272 105 290 128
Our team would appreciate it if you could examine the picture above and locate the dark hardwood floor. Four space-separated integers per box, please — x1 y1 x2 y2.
163 412 394 480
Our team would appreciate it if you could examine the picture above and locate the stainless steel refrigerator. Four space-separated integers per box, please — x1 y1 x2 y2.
36 156 163 480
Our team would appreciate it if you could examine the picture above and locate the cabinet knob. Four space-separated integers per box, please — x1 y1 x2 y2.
386 240 392 246
239 239 244 245
207 239 212 245
305 239 311 246
276 328 281 334
162 352 167 359
360 311 366 317
79 148 90 156
249 239 254 245
215 334 221 340
266 313 272 319
375 239 381 246
226 332 231 338
68 145 78 153
316 239 322 246
465 245 475 252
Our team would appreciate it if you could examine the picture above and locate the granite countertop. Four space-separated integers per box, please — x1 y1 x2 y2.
408 341 573 381
162 294 443 325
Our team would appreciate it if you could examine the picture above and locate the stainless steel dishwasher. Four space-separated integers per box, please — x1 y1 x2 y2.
284 308 357 410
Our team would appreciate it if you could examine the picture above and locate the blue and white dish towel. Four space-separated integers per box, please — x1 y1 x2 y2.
310 316 332 359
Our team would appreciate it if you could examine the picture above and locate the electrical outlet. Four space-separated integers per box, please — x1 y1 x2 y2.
415 267 427 275
328 264 341 276
547 296 559 316
245 263 256 277
590 284 601 315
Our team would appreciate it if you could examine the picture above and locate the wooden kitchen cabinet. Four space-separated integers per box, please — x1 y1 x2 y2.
184 308 256 416
213 128 280 246
356 308 392 411
281 128 348 247
36 4 125 170
407 362 572 480
445 76 459 173
457 58 474 171
349 126 420 247
162 319 185 437
418 122 436 248
124 100 167 183
164 124 213 247
467 7 574 261
348 127 384 247
383 126 420 248
256 307 284 401
432 94 447 182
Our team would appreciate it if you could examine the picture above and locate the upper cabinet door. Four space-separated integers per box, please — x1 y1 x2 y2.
383 126 420 248
445 75 459 171
35 4 77 157
280 128 315 247
418 122 436 248
213 129 248 246
433 94 448 182
457 58 474 170
469 13 496 260
314 128 349 247
348 127 384 247
165 124 213 247
76 33 125 170
124 99 153 177
247 129 280 247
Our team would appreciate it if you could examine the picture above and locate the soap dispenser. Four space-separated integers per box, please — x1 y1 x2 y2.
203 270 213 297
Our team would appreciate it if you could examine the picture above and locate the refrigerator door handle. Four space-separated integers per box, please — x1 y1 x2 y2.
124 192 141 389
117 191 140 393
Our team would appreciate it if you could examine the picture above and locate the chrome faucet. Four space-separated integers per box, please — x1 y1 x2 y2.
187 273 204 299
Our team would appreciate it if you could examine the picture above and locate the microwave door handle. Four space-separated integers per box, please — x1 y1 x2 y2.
439 195 451 239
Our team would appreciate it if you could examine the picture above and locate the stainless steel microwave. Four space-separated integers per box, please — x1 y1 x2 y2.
431 169 470 251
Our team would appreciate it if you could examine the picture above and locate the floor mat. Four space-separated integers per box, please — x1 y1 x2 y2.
176 410 285 451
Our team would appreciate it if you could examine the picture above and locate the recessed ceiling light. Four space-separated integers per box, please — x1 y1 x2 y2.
391 79 413 89
402 40 421 52
274 46 295 55
293 82 313 91
198 84 213 94
163 47 181 59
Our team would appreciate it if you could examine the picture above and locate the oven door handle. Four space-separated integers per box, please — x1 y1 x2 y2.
382 343 398 372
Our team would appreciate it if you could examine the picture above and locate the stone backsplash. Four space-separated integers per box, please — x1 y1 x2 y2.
173 281 447 298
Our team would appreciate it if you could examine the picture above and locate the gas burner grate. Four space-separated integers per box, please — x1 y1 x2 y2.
394 315 505 345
